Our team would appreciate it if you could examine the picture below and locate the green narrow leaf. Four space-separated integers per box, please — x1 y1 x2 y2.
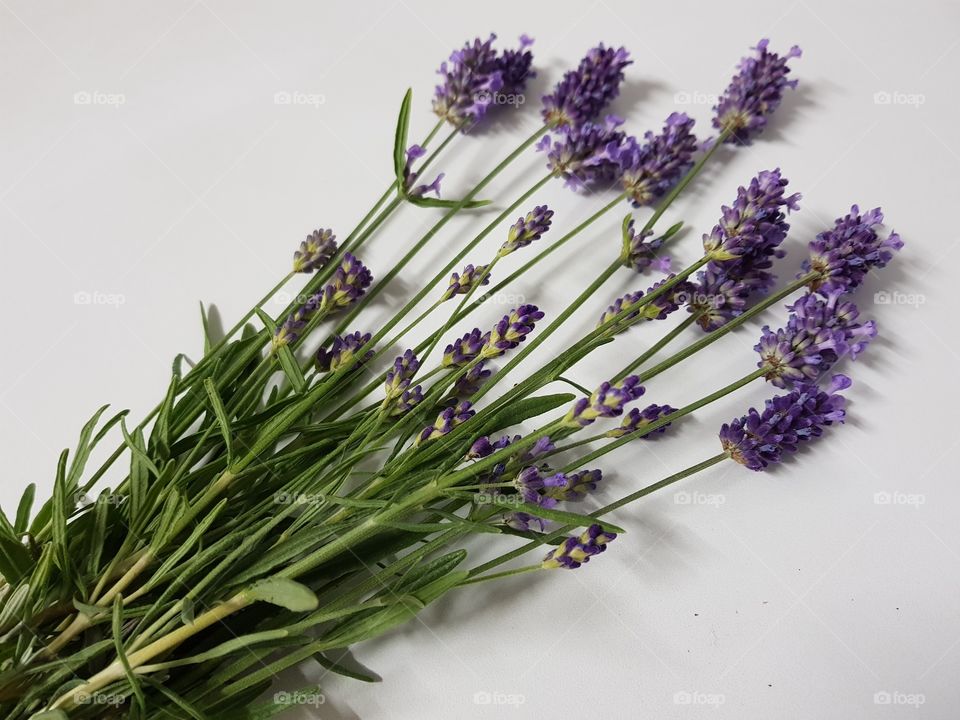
181 596 195 625
51 449 76 586
13 483 35 534
144 499 227 593
313 653 377 682
274 344 305 394
481 393 575 434
112 595 147 714
120 417 161 479
406 195 492 209
29 711 68 719
203 378 235 462
85 491 110 577
65 404 110 489
391 549 467 596
140 676 210 720
393 88 413 185
254 307 277 333
0 535 32 585
246 578 318 612
200 301 213 354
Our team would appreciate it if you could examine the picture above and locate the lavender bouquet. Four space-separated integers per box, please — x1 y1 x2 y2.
0 34 901 719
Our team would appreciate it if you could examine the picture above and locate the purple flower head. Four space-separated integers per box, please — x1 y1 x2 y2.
388 384 423 417
617 112 698 207
417 400 475 445
713 39 802 144
441 263 491 302
804 205 902 294
619 217 674 274
452 360 492 397
598 276 695 333
500 205 554 256
320 253 373 312
546 468 603 502
467 434 515 461
541 45 631 129
273 294 320 348
505 512 548 533
442 328 488 368
433 34 535 128
384 349 421 400
565 376 645 428
719 375 849 471
481 304 545 359
402 145 444 198
756 292 877 388
315 331 373 373
293 228 338 273
606 403 677 438
542 524 617 569
539 115 627 190
513 466 567 506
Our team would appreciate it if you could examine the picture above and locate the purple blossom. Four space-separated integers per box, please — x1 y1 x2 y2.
719 375 849 471
292 228 337 273
546 468 602 502
441 264 490 302
756 292 877 388
513 466 566 506
541 45 631 129
452 361 492 397
384 350 421 401
481 305 545 358
389 385 423 417
315 331 373 372
565 376 645 427
542 524 617 569
598 275 695 333
713 39 802 144
496 35 536 95
417 401 475 445
320 253 373 312
620 218 675 274
442 328 488 368
617 112 698 207
500 205 554 256
606 403 677 438
804 205 903 294
273 294 320 348
538 115 627 190
402 145 444 198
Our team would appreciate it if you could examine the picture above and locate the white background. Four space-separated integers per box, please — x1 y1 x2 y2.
1 1 958 718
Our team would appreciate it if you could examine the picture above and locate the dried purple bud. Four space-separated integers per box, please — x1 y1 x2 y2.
539 116 627 190
565 376 645 427
417 401 475 445
546 468 602 502
315 331 373 373
499 205 554 256
273 295 321 348
320 253 373 312
481 305 545 358
617 112 698 207
452 361 492 397
541 45 631 129
443 328 488 368
542 524 617 569
598 276 694 333
293 228 338 273
384 350 421 400
441 264 490 302
606 403 677 438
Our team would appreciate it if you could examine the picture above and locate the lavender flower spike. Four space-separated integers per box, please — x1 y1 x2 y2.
804 205 903 294
617 112 698 207
719 375 849 471
384 350 421 401
713 39 802 144
273 295 319 349
417 401 475 445
539 115 627 190
442 328 488 368
598 275 694 333
541 45 631 129
315 331 373 373
606 403 677 438
320 253 373 312
513 466 566 506
620 217 674 274
441 264 490 302
402 145 444 199
499 205 554 256
480 305 545 359
292 228 337 273
565 376 645 427
542 524 617 569
546 468 603 502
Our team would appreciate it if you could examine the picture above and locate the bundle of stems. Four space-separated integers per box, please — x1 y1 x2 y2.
0 35 901 719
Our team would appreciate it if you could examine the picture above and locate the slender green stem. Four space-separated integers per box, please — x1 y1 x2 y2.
613 313 698 381
457 565 541 586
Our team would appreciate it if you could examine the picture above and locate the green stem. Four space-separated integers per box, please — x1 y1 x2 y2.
613 313 698 381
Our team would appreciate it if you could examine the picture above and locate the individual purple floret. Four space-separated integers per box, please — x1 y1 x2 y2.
756 292 877 388
804 205 903 295
546 468 603 502
538 115 627 190
441 264 490 302
619 217 676 274
541 44 631 129
315 331 373 372
320 253 373 312
598 276 695 333
691 169 799 330
617 112 698 207
417 401 475 445
293 228 338 273
542 524 617 569
565 376 645 427
452 361 492 397
606 403 677 438
496 34 536 95
384 350 421 401
514 466 566 507
481 305 545 358
713 39 802 144
443 328 488 368
500 205 554 256
389 384 423 417
273 294 320 348
402 145 444 198
719 375 849 471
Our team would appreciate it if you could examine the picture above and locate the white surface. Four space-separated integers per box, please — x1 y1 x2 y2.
1 1 958 718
